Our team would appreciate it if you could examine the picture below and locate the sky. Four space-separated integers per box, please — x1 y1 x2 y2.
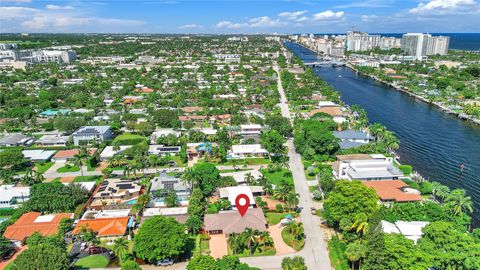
0 0 479 33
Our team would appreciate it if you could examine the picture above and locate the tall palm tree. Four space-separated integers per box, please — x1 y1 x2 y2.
369 123 386 142
243 228 259 255
21 167 44 186
286 222 304 241
345 242 367 270
244 173 256 185
285 191 299 210
112 237 129 263
73 147 89 181
432 182 450 202
445 189 473 215
228 233 241 255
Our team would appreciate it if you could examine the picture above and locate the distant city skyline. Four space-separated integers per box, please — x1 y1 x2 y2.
1 0 479 33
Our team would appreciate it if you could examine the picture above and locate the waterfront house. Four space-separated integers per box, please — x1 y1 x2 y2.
72 126 111 146
381 220 429 243
362 180 422 203
332 154 403 181
333 130 375 149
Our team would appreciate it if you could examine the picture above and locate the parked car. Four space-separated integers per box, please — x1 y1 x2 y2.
311 207 317 215
157 258 174 266
280 218 293 226
88 246 108 254
1 248 16 260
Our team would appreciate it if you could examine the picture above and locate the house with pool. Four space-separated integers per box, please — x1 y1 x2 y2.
150 173 191 207
87 179 144 210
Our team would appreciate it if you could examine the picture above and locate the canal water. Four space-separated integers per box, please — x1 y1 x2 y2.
285 41 480 225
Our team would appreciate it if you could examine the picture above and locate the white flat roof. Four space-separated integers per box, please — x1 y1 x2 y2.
100 146 131 158
219 186 255 206
22 150 56 160
34 214 55 223
231 144 268 154
0 185 30 202
143 207 188 217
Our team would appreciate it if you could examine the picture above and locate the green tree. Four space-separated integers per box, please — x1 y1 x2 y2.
445 189 473 215
187 255 219 270
10 242 69 270
134 216 187 263
344 242 366 270
323 181 378 228
26 182 88 213
165 190 178 208
261 130 286 158
121 260 141 270
0 149 24 168
113 237 130 263
281 256 307 270
73 147 89 181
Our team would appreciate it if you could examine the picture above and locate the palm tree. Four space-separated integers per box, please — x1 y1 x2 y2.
286 222 304 241
21 167 44 186
369 123 386 142
228 233 241 254
243 228 259 255
285 191 299 210
112 237 129 263
350 213 369 236
345 242 367 270
244 173 256 185
445 189 473 215
73 147 89 181
432 182 450 202
136 193 151 209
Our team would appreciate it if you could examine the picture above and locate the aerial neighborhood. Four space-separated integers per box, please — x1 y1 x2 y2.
0 33 478 270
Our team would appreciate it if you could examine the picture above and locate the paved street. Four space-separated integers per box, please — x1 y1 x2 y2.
241 65 333 270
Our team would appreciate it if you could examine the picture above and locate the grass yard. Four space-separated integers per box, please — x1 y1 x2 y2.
265 212 294 225
57 165 80 173
281 227 305 251
112 133 148 146
73 175 103 183
328 237 350 270
230 246 276 258
35 162 54 173
260 168 294 186
74 255 109 269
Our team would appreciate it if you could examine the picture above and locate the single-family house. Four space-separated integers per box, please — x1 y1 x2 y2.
100 146 132 161
362 180 422 203
218 186 263 209
186 142 217 160
148 145 181 156
0 133 34 147
150 174 190 207
21 150 56 162
142 207 188 223
89 179 142 210
3 212 72 246
150 128 181 143
72 126 111 146
73 217 131 240
332 154 403 181
204 208 267 235
228 144 268 159
35 135 70 147
0 185 30 208
239 124 262 136
381 220 429 243
333 130 375 149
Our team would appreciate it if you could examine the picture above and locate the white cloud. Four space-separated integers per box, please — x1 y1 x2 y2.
0 6 39 19
215 20 246 29
278 10 308 19
335 0 392 8
179 24 203 29
313 10 345 20
45 4 74 10
409 0 477 14
248 16 284 27
21 15 145 30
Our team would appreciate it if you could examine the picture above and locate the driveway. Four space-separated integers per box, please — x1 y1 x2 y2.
209 234 228 259
268 223 295 255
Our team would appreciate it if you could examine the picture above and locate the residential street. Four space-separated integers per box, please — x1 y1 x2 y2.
242 65 333 270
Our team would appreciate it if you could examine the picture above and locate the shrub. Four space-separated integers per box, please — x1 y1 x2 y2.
276 204 284 213
399 165 413 175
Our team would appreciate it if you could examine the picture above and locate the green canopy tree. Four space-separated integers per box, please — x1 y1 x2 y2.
134 216 187 263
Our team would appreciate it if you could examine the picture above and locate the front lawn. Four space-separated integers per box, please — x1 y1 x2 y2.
35 162 54 173
260 168 293 186
57 164 80 173
74 255 109 269
112 133 148 146
266 212 289 225
230 247 276 258
281 227 305 251
73 175 103 183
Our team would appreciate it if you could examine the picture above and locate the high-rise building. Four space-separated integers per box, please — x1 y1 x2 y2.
401 33 449 60
346 31 381 52
380 37 401 50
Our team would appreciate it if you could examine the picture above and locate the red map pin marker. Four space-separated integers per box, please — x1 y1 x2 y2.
235 194 250 217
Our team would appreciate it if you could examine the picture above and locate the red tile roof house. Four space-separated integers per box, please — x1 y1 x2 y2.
51 149 95 162
362 180 422 204
72 217 130 241
3 212 73 246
